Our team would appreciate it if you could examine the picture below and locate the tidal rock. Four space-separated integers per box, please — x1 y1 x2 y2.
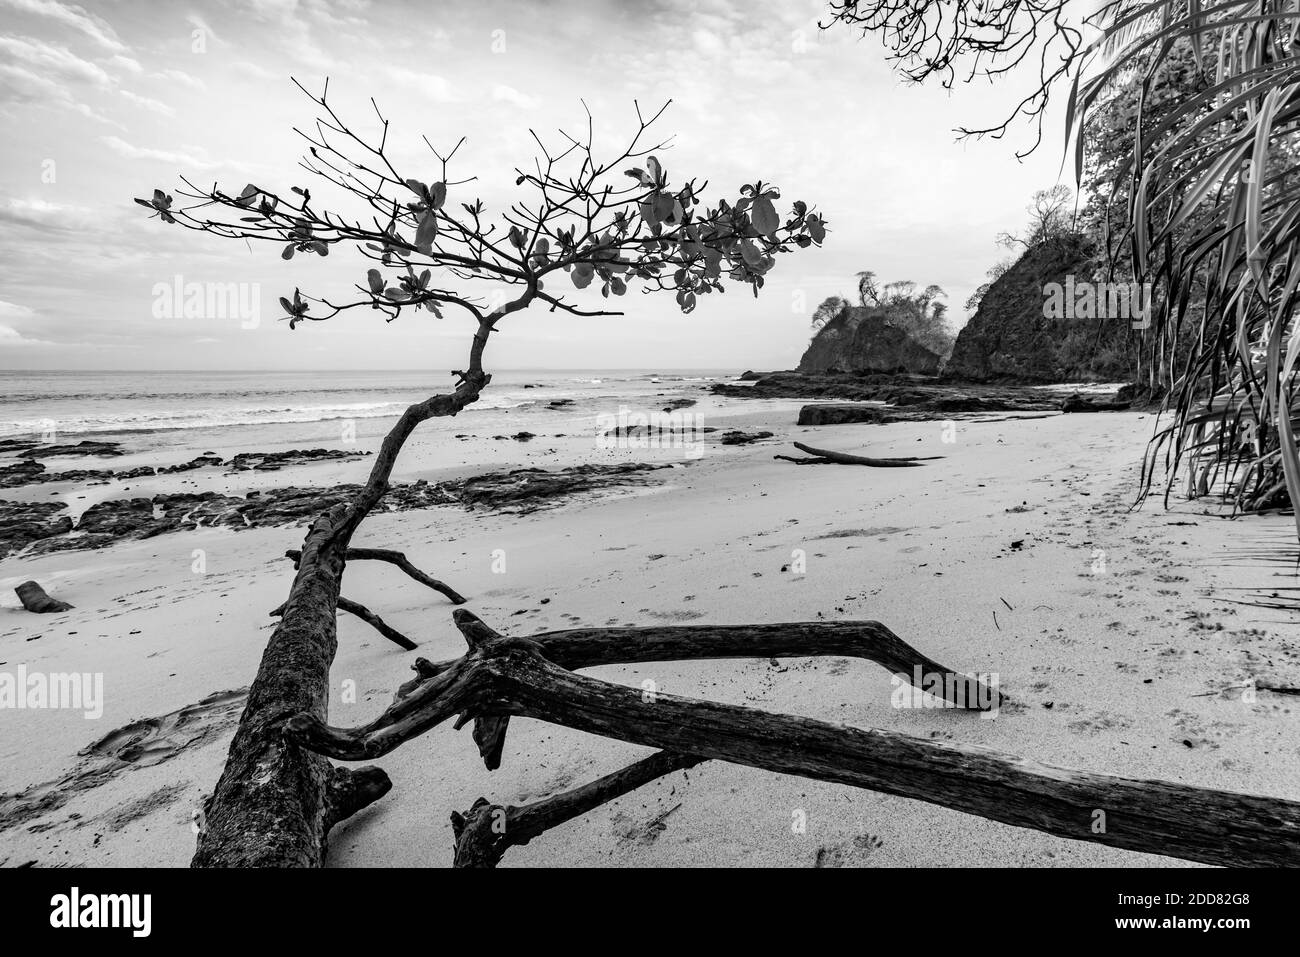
717 430 775 445
0 501 73 557
227 448 369 471
3 440 126 458
1061 395 1131 413
797 404 890 426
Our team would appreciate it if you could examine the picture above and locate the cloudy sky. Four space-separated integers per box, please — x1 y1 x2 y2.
0 0 1071 371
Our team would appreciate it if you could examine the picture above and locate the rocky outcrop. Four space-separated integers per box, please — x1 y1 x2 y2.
799 306 943 376
945 235 1137 382
0 447 368 488
0 501 73 556
1 464 674 559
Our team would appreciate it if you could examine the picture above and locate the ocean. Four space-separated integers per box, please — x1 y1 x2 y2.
0 369 742 462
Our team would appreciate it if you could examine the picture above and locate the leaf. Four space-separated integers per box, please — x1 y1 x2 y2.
751 195 780 236
367 269 384 294
281 244 295 260
279 297 293 313
805 214 826 244
572 262 595 289
405 179 428 199
647 156 663 186
431 182 446 209
415 211 438 249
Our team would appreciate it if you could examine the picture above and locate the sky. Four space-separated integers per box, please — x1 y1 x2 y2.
0 0 1074 371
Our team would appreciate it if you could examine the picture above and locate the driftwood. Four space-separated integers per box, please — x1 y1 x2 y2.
14 580 73 613
451 750 704 867
335 597 419 651
775 441 943 467
285 611 1300 867
269 595 419 651
284 547 466 605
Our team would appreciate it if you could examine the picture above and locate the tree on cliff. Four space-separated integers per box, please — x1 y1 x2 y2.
824 0 1300 528
815 272 954 355
136 80 829 866
995 185 1076 251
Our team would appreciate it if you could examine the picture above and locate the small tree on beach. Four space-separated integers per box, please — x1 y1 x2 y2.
137 79 829 866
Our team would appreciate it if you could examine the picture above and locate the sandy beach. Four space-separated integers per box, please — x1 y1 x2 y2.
4 393 1297 868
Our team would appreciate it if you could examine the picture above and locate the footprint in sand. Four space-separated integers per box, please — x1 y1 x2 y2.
0 688 246 834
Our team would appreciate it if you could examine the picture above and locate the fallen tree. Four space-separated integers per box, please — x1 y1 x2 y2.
287 610 1300 868
139 79 826 867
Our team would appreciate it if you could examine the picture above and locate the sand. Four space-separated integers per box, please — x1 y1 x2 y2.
3 401 1299 868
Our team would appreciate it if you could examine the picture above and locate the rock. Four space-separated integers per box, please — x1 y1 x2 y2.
226 448 368 471
2 440 126 458
1061 395 1131 413
159 454 225 473
512 432 536 442
799 307 943 376
7 465 672 554
547 399 576 409
0 501 73 557
442 463 670 513
717 430 774 445
0 460 45 488
661 398 698 411
945 235 1136 382
797 404 891 426
15 581 73 613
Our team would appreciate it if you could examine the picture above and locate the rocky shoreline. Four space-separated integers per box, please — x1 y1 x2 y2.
0 443 371 489
715 371 1141 424
0 462 675 560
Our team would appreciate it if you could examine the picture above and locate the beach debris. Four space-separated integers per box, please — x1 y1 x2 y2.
14 580 74 613
775 441 941 467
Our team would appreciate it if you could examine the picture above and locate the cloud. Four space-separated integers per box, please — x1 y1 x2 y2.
492 84 540 111
0 299 36 321
0 198 92 234
0 0 126 52
0 323 53 345
120 90 175 116
386 66 457 103
156 68 205 90
99 135 220 169
0 35 113 86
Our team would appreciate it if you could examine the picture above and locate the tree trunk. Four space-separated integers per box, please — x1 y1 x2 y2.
193 377 489 867
15 580 73 613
